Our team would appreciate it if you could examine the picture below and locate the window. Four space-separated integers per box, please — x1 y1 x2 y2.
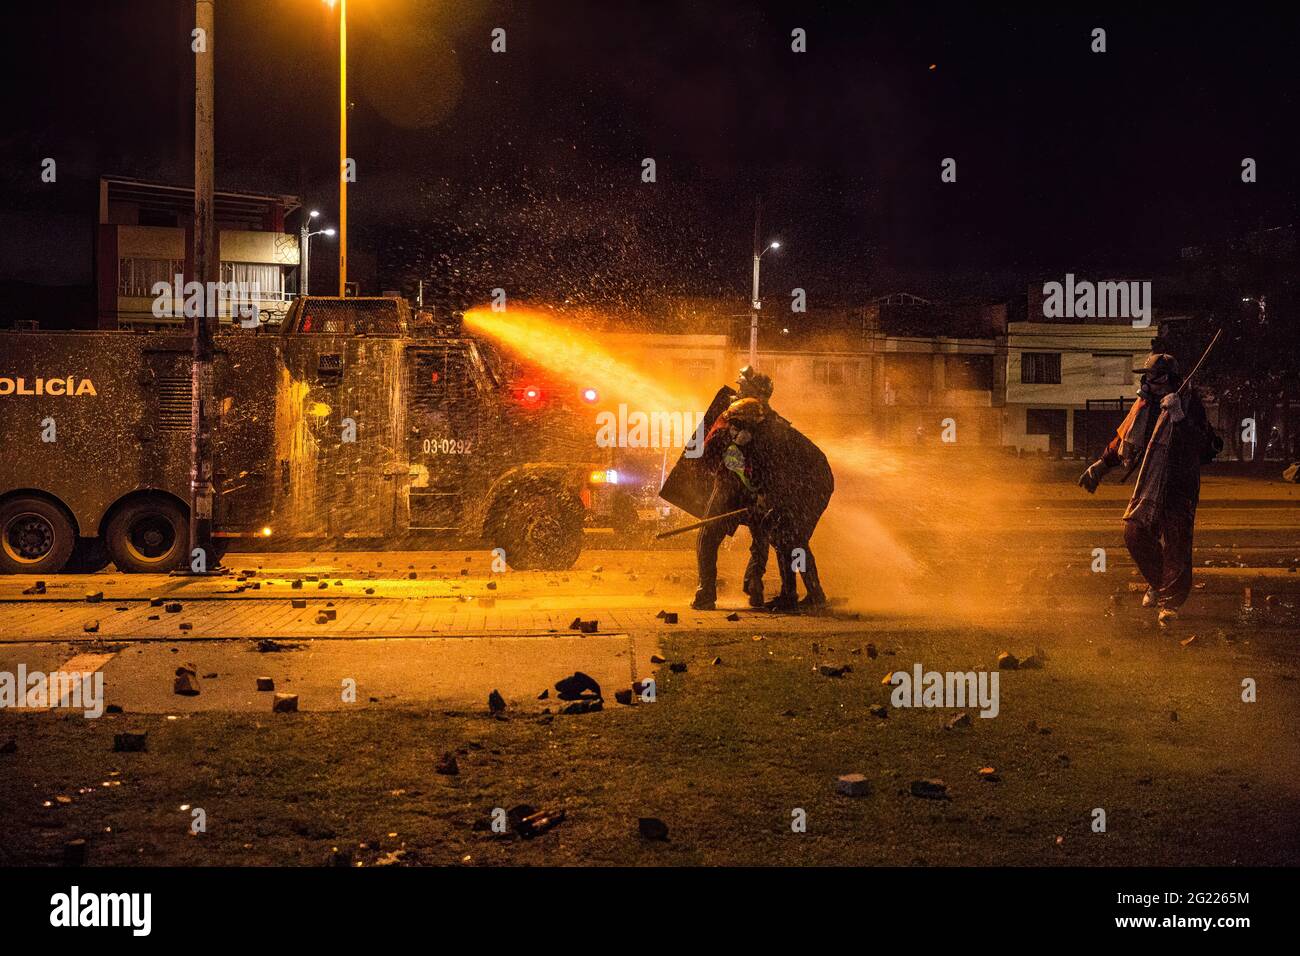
946 354 993 390
1092 353 1130 386
883 354 930 405
811 359 858 387
118 257 183 296
220 262 285 300
1021 352 1061 384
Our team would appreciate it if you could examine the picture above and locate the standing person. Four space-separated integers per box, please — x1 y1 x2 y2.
751 415 834 611
691 397 769 611
1078 353 1222 624
734 366 782 604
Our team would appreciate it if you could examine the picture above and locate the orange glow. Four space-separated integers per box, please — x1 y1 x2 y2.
463 307 684 412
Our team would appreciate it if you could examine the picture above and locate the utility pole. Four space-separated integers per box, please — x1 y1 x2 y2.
748 198 761 367
300 219 311 296
338 0 348 295
187 0 220 574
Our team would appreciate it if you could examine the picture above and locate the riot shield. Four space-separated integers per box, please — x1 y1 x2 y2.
657 385 736 519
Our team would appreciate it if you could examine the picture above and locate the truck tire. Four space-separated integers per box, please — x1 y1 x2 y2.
105 498 189 574
0 497 77 574
492 485 584 570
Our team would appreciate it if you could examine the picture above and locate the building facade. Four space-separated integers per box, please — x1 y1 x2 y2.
639 293 1169 456
95 176 301 330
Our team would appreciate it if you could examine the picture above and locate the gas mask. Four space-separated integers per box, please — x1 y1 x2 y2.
1141 373 1172 398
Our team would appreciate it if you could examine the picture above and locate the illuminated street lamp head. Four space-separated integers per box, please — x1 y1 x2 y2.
310 210 320 219
324 228 337 237
770 241 781 250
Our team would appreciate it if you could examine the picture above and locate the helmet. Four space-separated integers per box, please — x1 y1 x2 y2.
725 397 767 427
1133 353 1180 378
1134 353 1182 393
737 365 774 401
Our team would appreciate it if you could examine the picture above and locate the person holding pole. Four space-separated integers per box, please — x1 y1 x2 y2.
1078 349 1223 624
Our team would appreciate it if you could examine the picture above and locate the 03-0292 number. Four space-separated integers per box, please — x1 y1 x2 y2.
422 438 474 455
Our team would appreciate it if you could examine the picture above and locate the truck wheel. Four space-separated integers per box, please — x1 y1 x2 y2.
0 497 76 574
105 498 189 573
493 486 583 570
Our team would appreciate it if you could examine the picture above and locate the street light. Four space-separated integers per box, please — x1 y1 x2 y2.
748 240 781 366
299 210 336 296
324 0 347 295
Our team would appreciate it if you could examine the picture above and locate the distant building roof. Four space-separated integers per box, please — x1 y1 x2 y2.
100 175 300 229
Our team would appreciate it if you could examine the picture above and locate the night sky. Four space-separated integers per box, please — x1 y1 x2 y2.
1 0 1295 311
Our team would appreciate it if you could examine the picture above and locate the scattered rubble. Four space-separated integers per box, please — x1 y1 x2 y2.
638 817 669 840
561 698 603 715
909 779 949 800
555 671 601 701
836 773 870 797
508 804 565 838
996 651 1019 670
63 839 88 867
488 689 507 714
256 677 275 691
272 693 299 713
255 639 300 653
173 666 200 696
435 752 459 775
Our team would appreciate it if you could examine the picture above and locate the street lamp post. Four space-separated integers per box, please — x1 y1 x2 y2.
334 0 348 295
747 240 781 367
298 210 335 296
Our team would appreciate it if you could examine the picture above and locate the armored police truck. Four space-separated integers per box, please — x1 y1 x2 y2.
0 297 609 574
